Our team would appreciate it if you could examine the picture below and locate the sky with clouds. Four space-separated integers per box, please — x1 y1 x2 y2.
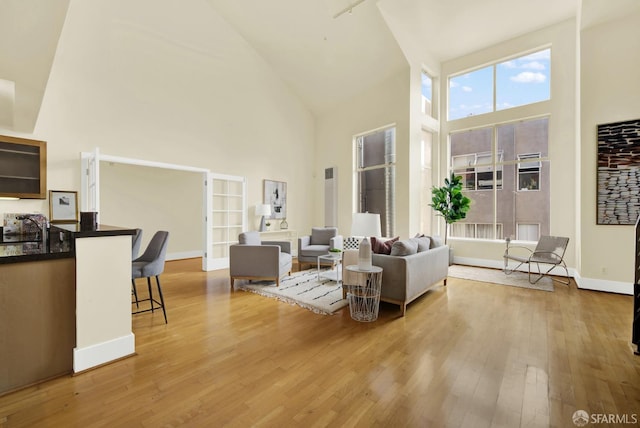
443 48 550 120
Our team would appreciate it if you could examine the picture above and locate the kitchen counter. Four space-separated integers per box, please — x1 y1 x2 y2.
0 224 137 264
0 225 73 264
0 223 138 395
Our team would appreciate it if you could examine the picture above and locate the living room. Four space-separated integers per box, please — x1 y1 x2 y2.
1 0 639 426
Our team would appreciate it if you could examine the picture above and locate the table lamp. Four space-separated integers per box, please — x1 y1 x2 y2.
256 204 272 232
351 212 381 270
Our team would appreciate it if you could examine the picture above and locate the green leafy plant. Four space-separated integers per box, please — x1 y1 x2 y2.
430 172 471 245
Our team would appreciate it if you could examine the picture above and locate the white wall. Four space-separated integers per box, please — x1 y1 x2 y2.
100 163 203 257
579 10 640 292
315 69 411 238
0 0 316 257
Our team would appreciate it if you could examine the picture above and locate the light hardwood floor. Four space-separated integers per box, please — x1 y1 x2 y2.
1 258 639 427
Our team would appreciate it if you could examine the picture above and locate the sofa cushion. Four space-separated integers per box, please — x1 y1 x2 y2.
390 239 418 256
413 236 431 252
310 227 337 245
299 245 331 258
429 235 444 248
371 236 398 254
239 231 261 245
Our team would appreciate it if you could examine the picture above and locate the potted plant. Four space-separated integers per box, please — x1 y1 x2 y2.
430 172 471 262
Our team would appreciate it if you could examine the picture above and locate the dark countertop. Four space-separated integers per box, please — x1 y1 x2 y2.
0 224 137 264
53 223 138 238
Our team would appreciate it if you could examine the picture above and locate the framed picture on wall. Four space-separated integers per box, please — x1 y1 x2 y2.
263 180 287 219
597 118 640 225
49 190 79 223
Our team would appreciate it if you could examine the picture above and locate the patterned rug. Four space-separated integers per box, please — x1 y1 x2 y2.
448 264 555 292
235 269 348 315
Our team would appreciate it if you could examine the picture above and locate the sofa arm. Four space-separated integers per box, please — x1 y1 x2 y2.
230 244 280 277
298 235 311 250
330 235 344 251
263 240 291 254
404 245 449 300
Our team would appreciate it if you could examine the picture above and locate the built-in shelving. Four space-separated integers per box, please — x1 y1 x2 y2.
0 135 46 199
206 174 246 270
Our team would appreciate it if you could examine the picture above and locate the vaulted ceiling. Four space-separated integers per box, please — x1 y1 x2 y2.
1 0 640 133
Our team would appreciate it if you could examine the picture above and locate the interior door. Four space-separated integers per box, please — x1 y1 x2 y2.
204 172 246 271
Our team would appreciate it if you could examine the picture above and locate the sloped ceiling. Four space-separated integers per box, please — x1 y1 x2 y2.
1 0 639 129
0 0 70 133
205 0 408 115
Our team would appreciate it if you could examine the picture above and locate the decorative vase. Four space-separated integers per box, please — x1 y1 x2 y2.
358 237 372 270
280 219 288 229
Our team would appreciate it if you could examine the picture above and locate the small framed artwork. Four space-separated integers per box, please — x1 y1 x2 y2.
49 190 79 223
263 179 287 219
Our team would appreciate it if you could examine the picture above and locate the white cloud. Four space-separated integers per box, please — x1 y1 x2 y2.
502 60 516 69
449 81 459 88
511 71 546 83
522 61 546 70
462 86 472 92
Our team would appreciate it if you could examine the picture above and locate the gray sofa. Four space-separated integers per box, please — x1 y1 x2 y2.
342 236 449 316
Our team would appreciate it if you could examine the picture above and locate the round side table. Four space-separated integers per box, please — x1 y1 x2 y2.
345 265 383 322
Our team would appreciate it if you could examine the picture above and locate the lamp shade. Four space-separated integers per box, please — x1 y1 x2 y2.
255 204 272 217
351 213 381 237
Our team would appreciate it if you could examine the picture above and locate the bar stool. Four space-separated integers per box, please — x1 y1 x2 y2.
132 230 170 323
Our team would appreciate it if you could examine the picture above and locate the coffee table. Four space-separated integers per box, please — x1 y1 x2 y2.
317 253 342 283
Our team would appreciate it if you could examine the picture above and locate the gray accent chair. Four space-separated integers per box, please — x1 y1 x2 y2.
230 231 292 287
503 235 570 284
297 227 343 267
132 230 170 323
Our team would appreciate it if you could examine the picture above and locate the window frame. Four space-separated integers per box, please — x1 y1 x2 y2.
448 47 551 122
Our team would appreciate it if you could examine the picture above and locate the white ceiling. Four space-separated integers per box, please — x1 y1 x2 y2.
206 0 640 116
2 0 640 130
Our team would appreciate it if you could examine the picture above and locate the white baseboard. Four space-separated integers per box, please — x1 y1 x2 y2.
452 256 632 295
167 250 202 261
572 272 633 295
73 333 135 373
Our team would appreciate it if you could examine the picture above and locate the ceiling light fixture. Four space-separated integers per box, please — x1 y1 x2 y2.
333 0 368 19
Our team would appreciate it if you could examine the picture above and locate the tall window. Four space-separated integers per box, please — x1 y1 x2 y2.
356 127 396 237
421 71 433 116
449 48 550 120
449 117 550 241
421 130 434 233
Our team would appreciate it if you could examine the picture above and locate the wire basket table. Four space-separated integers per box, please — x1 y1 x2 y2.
345 265 383 322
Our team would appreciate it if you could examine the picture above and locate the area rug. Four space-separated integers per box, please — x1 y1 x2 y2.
235 269 348 315
448 264 554 292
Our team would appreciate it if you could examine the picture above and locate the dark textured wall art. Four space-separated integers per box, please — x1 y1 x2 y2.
597 118 640 225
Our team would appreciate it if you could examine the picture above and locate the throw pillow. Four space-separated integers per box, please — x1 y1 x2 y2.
371 236 398 254
343 236 362 250
429 235 444 248
413 236 431 252
390 239 418 256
